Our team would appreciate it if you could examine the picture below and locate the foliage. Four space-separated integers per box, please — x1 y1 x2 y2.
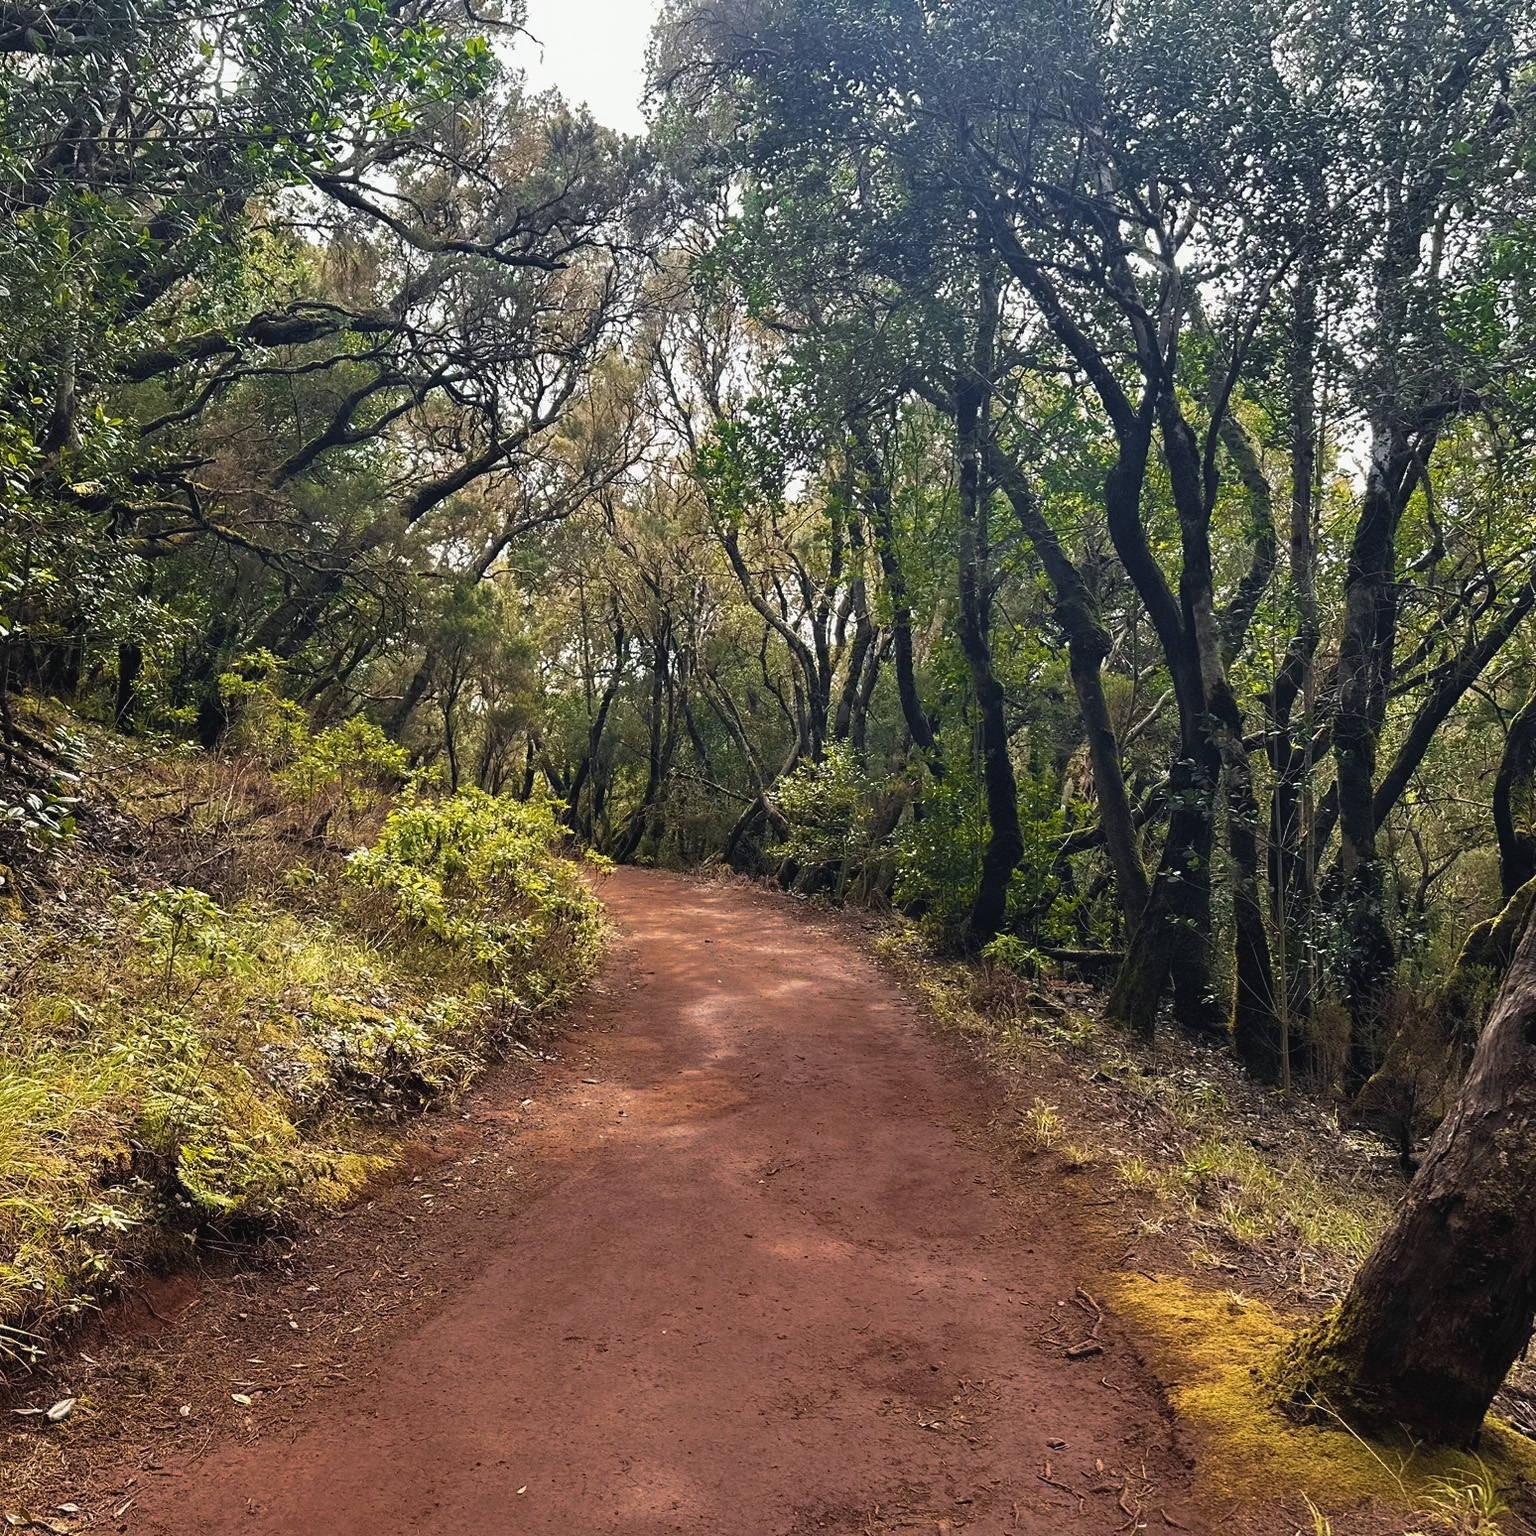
0 717 602 1367
281 719 411 800
345 785 586 999
773 743 888 899
893 744 1078 945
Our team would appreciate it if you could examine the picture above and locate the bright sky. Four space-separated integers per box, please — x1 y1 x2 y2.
514 0 663 136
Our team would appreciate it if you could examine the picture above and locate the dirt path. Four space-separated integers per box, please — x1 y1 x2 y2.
82 870 1209 1533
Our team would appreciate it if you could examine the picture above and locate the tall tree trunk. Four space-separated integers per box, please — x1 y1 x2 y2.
566 610 626 838
518 736 538 802
1103 396 1224 1041
1266 272 1323 1031
985 439 1149 934
1334 419 1418 1089
862 431 941 778
1207 416 1284 1078
442 687 461 793
1225 718 1284 1079
1278 901 1536 1446
1494 683 1536 902
833 589 876 744
614 624 671 862
953 318 1023 949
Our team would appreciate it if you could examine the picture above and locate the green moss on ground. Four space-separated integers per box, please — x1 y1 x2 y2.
1107 1272 1536 1518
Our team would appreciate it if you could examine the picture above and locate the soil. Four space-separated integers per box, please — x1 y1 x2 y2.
8 870 1237 1532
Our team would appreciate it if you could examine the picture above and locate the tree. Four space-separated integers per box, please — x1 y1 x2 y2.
1278 899 1536 1445
0 0 643 748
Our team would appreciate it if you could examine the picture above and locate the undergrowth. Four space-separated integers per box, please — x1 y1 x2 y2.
873 924 1393 1294
0 700 603 1375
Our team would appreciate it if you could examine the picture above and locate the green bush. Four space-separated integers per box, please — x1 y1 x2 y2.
774 742 888 898
279 717 410 801
893 746 1079 944
0 744 604 1361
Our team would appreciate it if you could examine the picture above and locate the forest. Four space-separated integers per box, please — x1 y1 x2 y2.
3 0 1536 1527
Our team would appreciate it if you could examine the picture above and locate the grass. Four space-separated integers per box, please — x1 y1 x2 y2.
873 922 1392 1289
1017 1096 1060 1152
0 716 605 1369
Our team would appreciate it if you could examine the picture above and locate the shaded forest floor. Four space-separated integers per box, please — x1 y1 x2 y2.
3 869 1534 1534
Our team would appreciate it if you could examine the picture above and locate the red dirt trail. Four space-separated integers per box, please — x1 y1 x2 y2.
125 869 1208 1534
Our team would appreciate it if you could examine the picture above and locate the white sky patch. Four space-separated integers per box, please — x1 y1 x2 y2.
514 0 662 135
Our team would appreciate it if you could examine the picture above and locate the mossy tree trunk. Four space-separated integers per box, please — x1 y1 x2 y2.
1281 902 1536 1446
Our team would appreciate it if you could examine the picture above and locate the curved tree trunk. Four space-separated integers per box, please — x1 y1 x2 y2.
1494 684 1536 902
985 439 1149 935
1279 900 1536 1446
566 608 626 838
863 432 941 778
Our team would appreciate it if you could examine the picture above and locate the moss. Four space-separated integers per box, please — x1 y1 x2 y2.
1106 1272 1536 1515
309 1151 395 1207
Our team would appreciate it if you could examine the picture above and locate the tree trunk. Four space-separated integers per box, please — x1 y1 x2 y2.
387 655 434 738
1105 750 1219 1040
863 433 941 778
954 349 1022 949
1265 264 1323 1031
1277 900 1536 1446
115 642 144 731
566 610 626 838
614 624 671 863
1226 721 1284 1080
1334 418 1418 1089
985 440 1149 934
1494 684 1536 902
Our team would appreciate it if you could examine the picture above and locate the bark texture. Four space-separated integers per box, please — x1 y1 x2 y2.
954 369 1023 948
1279 901 1536 1444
